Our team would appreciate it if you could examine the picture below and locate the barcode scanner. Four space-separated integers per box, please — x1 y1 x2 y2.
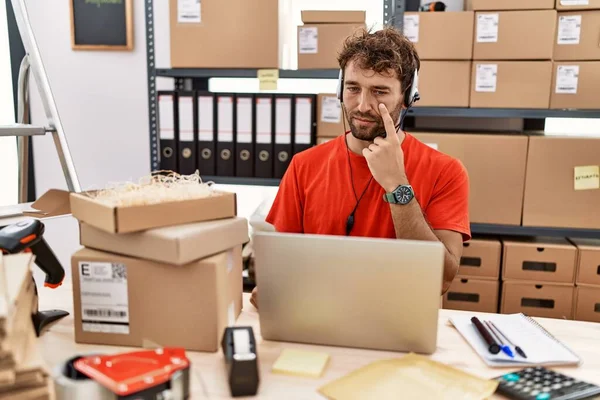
0 218 69 336
0 219 65 288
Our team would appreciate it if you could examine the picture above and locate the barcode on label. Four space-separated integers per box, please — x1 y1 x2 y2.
84 309 127 318
112 264 127 279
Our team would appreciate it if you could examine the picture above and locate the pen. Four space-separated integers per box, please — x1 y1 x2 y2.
471 317 501 355
485 321 514 358
488 321 527 359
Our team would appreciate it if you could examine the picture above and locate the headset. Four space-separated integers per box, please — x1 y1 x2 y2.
336 60 421 110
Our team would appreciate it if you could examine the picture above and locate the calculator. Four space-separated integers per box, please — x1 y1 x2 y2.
495 366 600 400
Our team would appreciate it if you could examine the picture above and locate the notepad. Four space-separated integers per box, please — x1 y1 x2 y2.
449 313 581 367
272 349 330 378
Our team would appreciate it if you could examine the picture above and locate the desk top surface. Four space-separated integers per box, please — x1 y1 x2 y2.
37 283 600 400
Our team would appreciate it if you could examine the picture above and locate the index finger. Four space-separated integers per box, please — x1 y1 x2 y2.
378 103 398 141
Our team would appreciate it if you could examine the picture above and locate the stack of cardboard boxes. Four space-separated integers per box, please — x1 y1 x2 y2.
404 10 474 107
443 239 502 313
571 239 600 323
552 0 600 109
0 254 53 399
68 189 249 352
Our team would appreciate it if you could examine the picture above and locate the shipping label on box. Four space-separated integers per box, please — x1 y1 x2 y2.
403 15 420 42
78 261 130 334
555 65 580 94
557 15 582 45
476 13 499 42
475 64 498 92
321 96 341 123
299 27 318 54
574 165 600 190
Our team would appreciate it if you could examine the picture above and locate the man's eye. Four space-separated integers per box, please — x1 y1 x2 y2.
347 87 359 93
374 90 387 96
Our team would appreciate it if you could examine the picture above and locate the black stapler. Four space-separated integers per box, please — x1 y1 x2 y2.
221 326 260 397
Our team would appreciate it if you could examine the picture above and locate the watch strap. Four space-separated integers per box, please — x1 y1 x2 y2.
383 192 397 204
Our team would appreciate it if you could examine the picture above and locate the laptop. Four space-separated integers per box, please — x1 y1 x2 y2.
253 231 445 354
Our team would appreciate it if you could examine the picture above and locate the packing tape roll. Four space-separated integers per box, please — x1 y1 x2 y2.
53 357 114 400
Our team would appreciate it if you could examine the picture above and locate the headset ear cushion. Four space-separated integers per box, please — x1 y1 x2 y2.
336 69 344 102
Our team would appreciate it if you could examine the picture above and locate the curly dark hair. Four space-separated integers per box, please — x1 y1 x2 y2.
337 26 420 95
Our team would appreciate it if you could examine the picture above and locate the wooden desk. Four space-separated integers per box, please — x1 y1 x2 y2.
38 282 600 399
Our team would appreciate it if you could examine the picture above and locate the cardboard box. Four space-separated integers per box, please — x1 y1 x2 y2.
298 11 366 69
169 0 278 68
522 136 600 230
571 238 600 286
554 11 600 61
317 94 348 138
470 62 552 108
470 0 555 10
70 191 237 234
416 62 472 107
80 217 249 265
473 10 556 60
404 12 474 60
459 239 502 280
72 246 243 352
411 133 528 225
502 238 577 284
443 278 499 313
551 62 600 109
501 281 574 319
556 0 600 10
574 286 600 323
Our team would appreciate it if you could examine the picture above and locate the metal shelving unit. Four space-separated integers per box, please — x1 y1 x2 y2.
145 0 600 239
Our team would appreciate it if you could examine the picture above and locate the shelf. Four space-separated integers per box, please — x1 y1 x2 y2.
471 223 600 239
203 176 281 186
406 107 600 119
156 68 340 79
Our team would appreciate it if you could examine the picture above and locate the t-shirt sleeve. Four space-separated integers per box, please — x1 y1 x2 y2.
265 157 304 233
424 159 471 242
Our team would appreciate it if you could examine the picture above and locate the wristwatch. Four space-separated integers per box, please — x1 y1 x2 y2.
383 184 415 205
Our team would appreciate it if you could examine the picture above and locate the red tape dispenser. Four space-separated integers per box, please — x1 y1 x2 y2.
55 348 191 399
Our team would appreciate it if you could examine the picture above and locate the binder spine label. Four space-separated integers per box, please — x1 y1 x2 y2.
178 96 194 141
159 95 175 140
275 98 292 144
198 96 214 141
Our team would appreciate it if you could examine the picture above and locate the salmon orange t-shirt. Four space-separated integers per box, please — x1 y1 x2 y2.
265 133 471 241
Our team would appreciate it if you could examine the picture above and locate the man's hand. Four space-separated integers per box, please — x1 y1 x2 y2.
250 286 258 309
363 104 407 192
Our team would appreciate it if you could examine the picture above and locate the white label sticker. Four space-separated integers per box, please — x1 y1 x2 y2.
475 64 498 92
403 15 420 43
561 0 589 5
321 96 342 123
79 261 130 335
477 14 499 43
159 95 174 140
198 96 214 142
177 0 201 23
228 302 236 326
275 98 292 144
557 15 582 45
299 27 318 54
236 98 252 144
295 98 312 145
425 143 438 150
256 98 272 144
178 96 194 142
555 65 580 94
218 97 233 142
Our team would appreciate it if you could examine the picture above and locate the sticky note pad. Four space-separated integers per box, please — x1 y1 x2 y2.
258 69 278 91
272 349 330 378
574 165 600 191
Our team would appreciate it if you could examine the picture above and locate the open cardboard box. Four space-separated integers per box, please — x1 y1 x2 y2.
0 189 72 227
70 190 237 234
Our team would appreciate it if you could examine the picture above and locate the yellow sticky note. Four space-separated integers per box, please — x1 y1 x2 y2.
574 165 600 191
258 69 278 91
272 349 330 378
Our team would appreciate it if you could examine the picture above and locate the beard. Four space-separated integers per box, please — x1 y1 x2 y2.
345 102 403 142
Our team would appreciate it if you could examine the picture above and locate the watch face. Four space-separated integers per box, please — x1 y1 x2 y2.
395 186 414 204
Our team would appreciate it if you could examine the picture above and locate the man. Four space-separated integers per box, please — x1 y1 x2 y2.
250 27 470 308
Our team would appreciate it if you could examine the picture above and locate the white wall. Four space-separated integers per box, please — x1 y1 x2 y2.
0 0 18 207
27 0 150 196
